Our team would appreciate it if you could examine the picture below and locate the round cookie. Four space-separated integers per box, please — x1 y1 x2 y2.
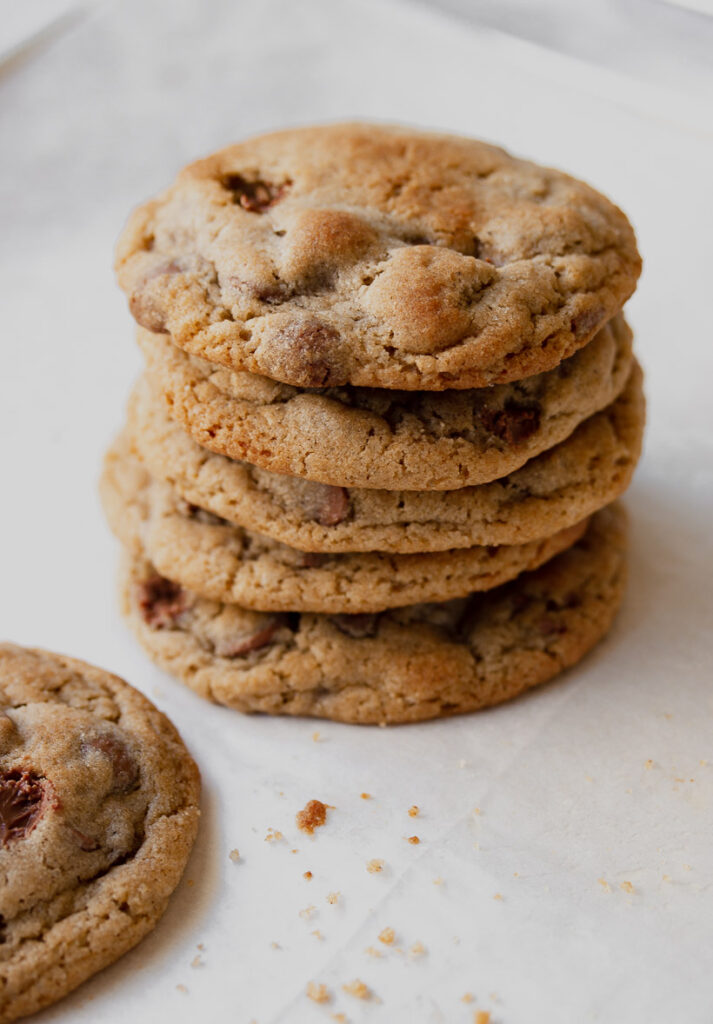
101 436 587 614
139 313 633 490
116 123 641 391
120 506 627 725
125 362 644 553
0 645 200 1023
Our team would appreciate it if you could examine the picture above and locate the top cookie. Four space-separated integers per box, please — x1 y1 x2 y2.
116 123 641 391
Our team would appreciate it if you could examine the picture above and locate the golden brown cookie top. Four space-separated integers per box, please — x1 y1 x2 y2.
116 123 641 390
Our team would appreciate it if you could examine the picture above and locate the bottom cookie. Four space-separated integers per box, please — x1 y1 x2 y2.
120 505 627 725
0 645 200 1023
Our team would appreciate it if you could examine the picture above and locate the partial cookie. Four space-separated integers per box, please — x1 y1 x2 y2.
116 123 641 391
139 313 633 490
101 436 587 614
126 363 644 553
0 645 200 1023
120 506 627 724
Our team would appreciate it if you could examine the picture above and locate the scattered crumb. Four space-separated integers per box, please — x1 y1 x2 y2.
645 759 654 770
299 905 317 920
408 805 419 817
598 878 611 893
493 893 503 901
342 979 371 1000
361 792 372 800
197 943 204 951
311 929 324 940
462 992 474 1003
458 759 467 768
327 891 340 905
312 731 322 742
409 941 426 957
270 941 281 949
473 807 481 816
265 828 283 843
620 881 634 894
304 871 313 880
290 848 298 854
367 859 384 874
406 835 420 845
663 874 672 883
306 981 331 1004
433 877 444 886
296 799 329 835
176 984 188 994
331 1015 348 1023
683 863 692 871
365 945 382 958
475 1012 491 1024
228 848 241 863
186 879 195 887
378 927 395 945
700 760 708 767
190 955 203 969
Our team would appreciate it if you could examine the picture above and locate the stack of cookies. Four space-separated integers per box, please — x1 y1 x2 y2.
101 123 644 725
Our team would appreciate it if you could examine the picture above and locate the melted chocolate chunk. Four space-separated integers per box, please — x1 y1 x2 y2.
221 174 290 213
301 483 351 527
81 733 139 794
330 613 379 639
213 617 287 658
297 551 329 568
481 400 541 445
0 770 51 846
135 575 186 629
571 307 605 339
269 320 346 387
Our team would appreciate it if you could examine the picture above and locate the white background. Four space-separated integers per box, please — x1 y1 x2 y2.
1 2 712 1022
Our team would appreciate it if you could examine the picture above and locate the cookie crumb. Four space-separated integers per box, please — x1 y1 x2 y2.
306 981 331 1004
645 759 654 770
493 893 503 901
475 1012 491 1024
176 984 188 994
473 807 481 816
312 731 322 742
462 992 474 1003
620 880 634 893
409 941 426 957
229 848 240 863
327 891 340 905
265 828 284 842
367 858 384 874
296 799 329 834
433 876 444 886
331 1015 348 1023
299 905 316 920
408 805 419 817
378 927 395 945
360 792 372 799
190 955 203 968
598 878 611 893
342 979 371 1000
270 941 281 949
365 945 382 958
406 835 420 845
304 871 313 880
458 759 467 769
312 929 324 940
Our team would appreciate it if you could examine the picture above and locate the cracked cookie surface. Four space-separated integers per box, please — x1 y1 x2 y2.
0 645 200 1023
101 435 587 613
125 363 644 553
120 506 627 724
139 313 633 490
116 123 640 391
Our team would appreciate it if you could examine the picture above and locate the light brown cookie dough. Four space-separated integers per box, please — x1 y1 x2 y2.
0 645 200 1023
125 363 644 553
139 313 633 490
120 506 627 724
116 123 641 391
101 436 587 613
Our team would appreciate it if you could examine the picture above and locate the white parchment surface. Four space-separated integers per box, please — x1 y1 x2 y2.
1 1 712 1021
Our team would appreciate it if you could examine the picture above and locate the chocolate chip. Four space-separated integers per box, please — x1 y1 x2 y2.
297 551 328 568
0 770 53 846
571 307 605 339
481 401 541 445
537 616 567 637
221 174 290 213
81 733 139 794
213 617 287 658
135 575 186 629
330 614 379 639
300 483 351 527
269 320 347 387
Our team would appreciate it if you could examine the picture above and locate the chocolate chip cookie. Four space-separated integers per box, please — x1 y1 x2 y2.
0 645 200 1022
101 434 587 613
138 312 633 490
116 123 641 391
124 362 644 553
119 506 627 724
